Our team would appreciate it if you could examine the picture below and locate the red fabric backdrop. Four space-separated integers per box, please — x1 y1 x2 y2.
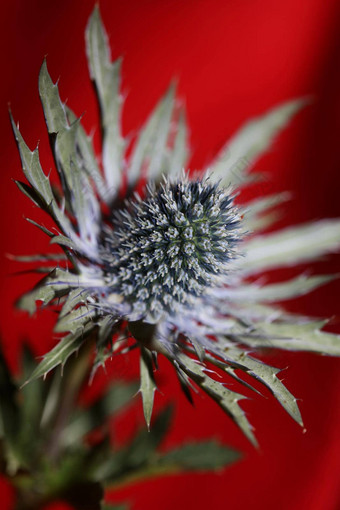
1 1 340 509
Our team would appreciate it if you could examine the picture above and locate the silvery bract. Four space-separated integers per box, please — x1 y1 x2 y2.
11 6 340 445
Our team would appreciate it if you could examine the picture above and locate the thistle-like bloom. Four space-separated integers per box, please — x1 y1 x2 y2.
101 177 241 322
12 7 340 444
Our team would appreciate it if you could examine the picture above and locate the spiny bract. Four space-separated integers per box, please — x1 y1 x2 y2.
12 5 340 445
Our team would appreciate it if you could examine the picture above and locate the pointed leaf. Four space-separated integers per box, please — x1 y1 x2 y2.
242 320 340 355
50 233 78 250
90 318 120 380
159 440 240 471
60 288 91 317
56 122 99 245
39 62 100 249
215 274 336 303
146 84 176 181
25 217 55 237
128 85 175 186
208 98 307 186
54 305 97 334
66 106 107 202
17 267 92 314
140 347 157 429
14 180 44 208
11 111 77 242
243 192 291 231
176 354 257 445
238 220 340 275
17 284 56 315
25 322 94 384
11 111 55 204
206 346 302 425
86 5 124 197
39 59 68 132
10 253 67 263
167 109 189 178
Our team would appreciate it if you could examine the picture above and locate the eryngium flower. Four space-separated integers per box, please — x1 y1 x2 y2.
11 6 340 444
102 177 241 322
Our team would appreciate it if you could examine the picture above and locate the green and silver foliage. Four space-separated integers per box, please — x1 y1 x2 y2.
0 344 238 510
12 6 340 445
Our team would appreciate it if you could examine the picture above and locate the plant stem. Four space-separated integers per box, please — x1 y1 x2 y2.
44 339 94 463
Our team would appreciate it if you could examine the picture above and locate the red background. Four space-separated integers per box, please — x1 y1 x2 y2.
1 1 340 509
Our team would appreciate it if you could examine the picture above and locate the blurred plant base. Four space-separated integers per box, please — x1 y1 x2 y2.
0 343 240 510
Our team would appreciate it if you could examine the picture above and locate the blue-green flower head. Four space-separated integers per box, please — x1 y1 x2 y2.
102 176 242 322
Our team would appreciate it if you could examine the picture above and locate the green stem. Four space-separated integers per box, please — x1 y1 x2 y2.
44 339 94 463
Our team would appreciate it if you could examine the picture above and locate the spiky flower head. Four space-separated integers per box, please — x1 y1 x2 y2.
11 6 340 445
102 176 241 322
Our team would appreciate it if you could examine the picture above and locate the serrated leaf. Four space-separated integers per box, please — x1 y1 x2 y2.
86 5 124 199
54 119 79 191
56 122 99 246
89 316 120 380
60 288 91 317
25 322 94 384
158 440 240 471
223 366 263 396
97 315 117 346
11 111 55 204
39 61 100 251
66 106 107 203
11 111 78 243
206 345 302 425
17 283 56 315
176 354 257 445
175 364 195 405
208 98 308 187
140 347 157 429
54 305 97 334
128 85 175 186
17 268 89 314
39 59 68 132
238 220 340 275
